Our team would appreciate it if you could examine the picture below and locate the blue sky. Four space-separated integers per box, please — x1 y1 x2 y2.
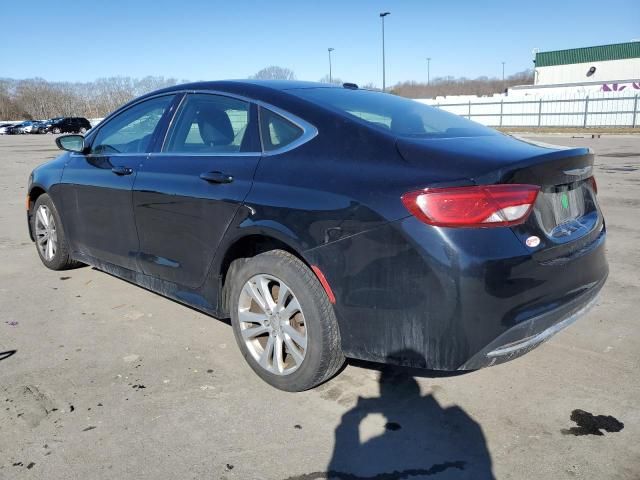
2 0 638 87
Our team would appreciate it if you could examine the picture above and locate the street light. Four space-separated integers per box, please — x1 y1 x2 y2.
426 57 431 85
502 61 506 91
379 12 390 91
328 48 335 83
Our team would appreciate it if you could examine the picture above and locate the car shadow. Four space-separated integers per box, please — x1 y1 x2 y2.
288 350 495 480
0 350 17 363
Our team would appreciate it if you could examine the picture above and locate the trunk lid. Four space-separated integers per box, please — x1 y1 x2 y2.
396 134 602 251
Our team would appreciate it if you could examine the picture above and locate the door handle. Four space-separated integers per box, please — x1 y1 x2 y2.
112 166 133 176
200 171 233 184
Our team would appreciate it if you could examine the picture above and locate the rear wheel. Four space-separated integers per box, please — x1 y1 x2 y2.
52 127 61 134
32 194 80 270
229 250 344 391
79 127 87 134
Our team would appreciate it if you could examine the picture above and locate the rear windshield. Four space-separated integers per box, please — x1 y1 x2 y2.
290 88 496 138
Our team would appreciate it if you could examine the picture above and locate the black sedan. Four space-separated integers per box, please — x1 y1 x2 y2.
26 81 608 391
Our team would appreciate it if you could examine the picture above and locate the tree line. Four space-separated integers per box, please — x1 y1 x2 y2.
391 70 534 98
1 67 533 120
0 76 185 121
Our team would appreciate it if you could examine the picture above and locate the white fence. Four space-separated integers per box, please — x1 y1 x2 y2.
418 93 640 128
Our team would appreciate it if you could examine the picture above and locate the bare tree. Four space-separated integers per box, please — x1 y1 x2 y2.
250 66 296 81
318 75 343 85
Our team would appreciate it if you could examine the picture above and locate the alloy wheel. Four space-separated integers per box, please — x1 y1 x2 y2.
35 205 57 261
238 274 307 375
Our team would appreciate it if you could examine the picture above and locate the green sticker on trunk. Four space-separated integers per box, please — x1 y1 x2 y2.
561 192 569 209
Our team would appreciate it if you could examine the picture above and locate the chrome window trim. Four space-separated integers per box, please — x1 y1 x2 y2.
70 152 150 158
83 88 318 158
148 151 260 158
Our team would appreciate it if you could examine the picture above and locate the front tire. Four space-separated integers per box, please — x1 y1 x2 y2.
32 194 80 270
229 250 344 391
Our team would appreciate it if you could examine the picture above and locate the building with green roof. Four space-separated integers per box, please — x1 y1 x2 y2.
533 41 640 86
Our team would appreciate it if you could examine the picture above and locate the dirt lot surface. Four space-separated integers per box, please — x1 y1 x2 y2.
1 134 638 479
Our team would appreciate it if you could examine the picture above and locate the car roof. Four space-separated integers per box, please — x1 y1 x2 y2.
161 79 340 93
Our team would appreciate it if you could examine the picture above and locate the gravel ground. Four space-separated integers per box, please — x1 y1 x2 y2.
0 134 639 479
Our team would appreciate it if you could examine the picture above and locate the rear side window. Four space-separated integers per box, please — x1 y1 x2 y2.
164 94 250 154
91 95 173 154
259 108 303 152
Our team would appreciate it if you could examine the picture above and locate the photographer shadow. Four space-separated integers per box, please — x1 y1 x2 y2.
325 351 495 480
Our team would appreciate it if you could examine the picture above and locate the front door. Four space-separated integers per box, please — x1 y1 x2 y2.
58 94 176 270
133 93 261 288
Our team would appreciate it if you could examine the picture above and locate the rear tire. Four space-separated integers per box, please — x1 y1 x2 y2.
229 250 344 391
32 194 80 270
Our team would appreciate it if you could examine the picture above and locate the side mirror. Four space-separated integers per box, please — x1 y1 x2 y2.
56 134 85 153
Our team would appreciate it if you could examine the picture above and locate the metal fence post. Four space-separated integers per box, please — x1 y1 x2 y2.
537 99 542 127
583 96 590 128
499 99 504 127
468 101 471 119
632 95 639 128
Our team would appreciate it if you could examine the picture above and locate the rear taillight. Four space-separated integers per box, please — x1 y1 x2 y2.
588 176 598 195
402 184 540 228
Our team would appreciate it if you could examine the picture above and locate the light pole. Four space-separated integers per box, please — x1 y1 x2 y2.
502 61 506 91
380 12 390 91
427 57 431 85
328 48 334 83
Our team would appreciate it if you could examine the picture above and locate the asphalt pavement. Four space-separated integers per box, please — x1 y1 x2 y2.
1 133 638 479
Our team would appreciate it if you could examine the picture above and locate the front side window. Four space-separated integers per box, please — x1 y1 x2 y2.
91 95 174 154
259 108 303 152
164 94 250 154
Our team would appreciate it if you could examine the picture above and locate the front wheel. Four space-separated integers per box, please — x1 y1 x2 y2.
32 194 80 270
52 127 61 134
229 250 344 391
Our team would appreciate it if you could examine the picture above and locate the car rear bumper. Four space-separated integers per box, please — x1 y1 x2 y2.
458 276 605 369
305 215 608 370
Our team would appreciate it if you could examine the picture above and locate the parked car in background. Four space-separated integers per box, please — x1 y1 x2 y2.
30 117 62 134
31 120 49 134
26 80 608 391
48 117 91 134
9 121 36 134
0 123 15 134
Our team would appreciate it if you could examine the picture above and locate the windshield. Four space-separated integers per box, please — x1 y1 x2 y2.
290 88 496 139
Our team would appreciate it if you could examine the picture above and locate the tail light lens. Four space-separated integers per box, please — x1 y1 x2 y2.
588 176 598 195
402 184 540 228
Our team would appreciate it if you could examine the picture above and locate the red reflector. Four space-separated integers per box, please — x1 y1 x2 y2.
589 176 598 195
311 265 336 304
402 184 540 228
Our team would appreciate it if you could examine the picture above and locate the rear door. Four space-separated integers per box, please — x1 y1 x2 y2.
132 92 261 287
58 94 176 270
